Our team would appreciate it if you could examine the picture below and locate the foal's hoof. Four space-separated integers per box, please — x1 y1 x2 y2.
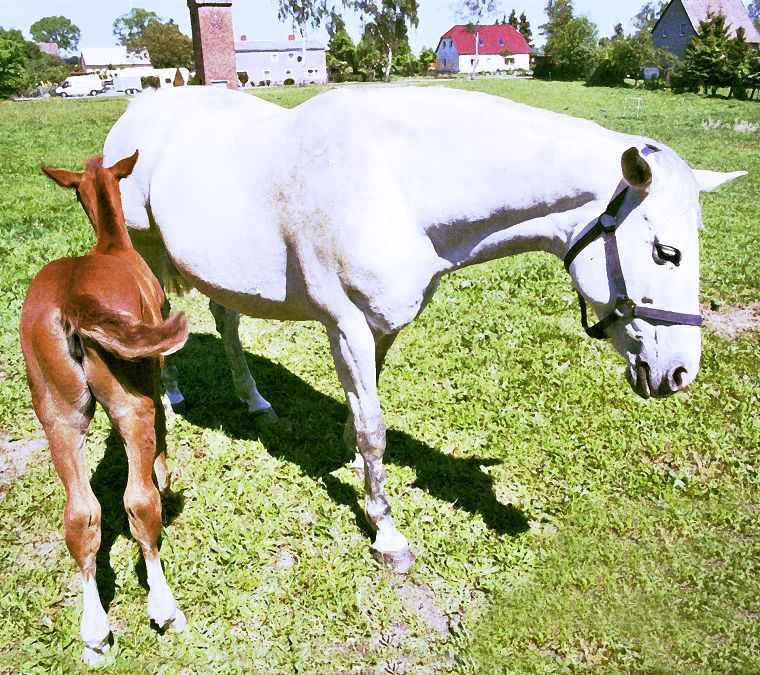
372 546 417 574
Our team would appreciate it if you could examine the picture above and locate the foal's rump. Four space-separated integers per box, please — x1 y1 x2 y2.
62 294 188 361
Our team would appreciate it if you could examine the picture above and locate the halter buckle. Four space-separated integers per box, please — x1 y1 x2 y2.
613 297 636 319
599 213 617 233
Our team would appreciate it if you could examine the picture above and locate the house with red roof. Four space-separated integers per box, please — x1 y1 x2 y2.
436 24 531 75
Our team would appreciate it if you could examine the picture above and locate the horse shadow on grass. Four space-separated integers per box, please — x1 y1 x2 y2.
89 432 185 612
173 332 529 542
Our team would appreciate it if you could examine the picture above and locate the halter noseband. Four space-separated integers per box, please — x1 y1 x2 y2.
563 146 703 340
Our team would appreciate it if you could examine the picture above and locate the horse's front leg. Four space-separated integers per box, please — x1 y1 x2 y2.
327 316 415 573
209 300 276 419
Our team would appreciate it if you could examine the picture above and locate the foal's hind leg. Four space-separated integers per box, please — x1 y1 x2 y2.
209 299 275 418
28 379 111 663
84 351 186 633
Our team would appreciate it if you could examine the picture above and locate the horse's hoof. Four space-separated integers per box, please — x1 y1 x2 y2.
251 406 278 423
372 546 417 574
165 608 187 633
82 638 112 667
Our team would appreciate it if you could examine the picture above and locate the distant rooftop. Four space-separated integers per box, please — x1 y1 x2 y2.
79 46 151 67
235 38 325 52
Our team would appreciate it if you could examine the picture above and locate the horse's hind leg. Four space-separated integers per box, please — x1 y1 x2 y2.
209 299 275 418
84 350 186 633
326 313 415 573
23 347 110 664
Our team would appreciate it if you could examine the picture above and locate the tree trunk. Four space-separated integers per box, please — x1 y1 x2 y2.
470 29 480 80
384 43 393 83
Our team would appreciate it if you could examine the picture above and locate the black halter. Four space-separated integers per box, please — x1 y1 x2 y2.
563 148 703 340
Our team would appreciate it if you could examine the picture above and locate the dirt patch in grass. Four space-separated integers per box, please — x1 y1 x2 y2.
395 579 450 637
702 302 760 338
0 431 46 500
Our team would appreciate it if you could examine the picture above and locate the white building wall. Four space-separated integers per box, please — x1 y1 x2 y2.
235 48 327 85
458 52 529 73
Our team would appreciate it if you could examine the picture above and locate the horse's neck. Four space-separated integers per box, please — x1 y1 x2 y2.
427 193 607 272
85 182 132 253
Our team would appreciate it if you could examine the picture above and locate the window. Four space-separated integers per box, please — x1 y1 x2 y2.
271 53 278 61
662 29 668 37
479 38 484 46
288 52 294 59
498 38 504 46
679 23 685 36
285 69 292 75
264 69 271 75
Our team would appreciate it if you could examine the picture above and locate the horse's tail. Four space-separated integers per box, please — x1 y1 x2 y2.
62 294 188 361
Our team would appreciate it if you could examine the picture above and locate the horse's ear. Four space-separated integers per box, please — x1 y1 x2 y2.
692 168 747 193
108 150 139 180
621 147 652 190
40 165 81 189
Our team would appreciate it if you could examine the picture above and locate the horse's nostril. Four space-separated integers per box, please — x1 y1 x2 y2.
673 366 687 389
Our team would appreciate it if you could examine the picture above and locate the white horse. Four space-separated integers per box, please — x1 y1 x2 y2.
104 85 745 571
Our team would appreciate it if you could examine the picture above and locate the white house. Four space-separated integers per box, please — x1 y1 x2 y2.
80 46 151 73
235 35 327 86
436 24 532 74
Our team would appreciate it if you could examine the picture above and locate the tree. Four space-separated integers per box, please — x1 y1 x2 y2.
352 0 418 83
113 8 162 54
0 28 26 98
460 0 497 79
417 46 437 73
613 22 624 39
518 12 533 47
141 20 193 69
0 27 71 98
326 12 357 81
679 12 731 95
29 16 80 53
726 26 752 99
632 1 666 34
541 1 600 80
508 10 519 28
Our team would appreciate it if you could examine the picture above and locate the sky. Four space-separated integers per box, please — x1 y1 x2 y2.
0 0 752 54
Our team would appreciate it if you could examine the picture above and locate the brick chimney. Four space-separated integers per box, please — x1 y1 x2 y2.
187 0 237 89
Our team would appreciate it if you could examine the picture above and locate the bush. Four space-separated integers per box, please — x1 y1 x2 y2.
141 75 160 90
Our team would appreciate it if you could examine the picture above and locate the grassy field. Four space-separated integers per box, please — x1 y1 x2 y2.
0 81 757 673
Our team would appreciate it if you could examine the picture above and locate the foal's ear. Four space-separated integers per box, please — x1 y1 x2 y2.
621 147 652 190
40 165 81 189
108 149 139 180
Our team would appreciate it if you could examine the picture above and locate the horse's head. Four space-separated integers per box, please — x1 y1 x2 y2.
566 146 745 399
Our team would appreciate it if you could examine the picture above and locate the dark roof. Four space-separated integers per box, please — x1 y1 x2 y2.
652 0 760 42
439 24 531 55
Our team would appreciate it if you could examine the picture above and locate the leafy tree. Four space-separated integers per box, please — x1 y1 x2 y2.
518 12 533 47
508 10 519 28
459 0 497 79
542 1 600 80
0 27 70 98
0 28 26 98
353 0 418 83
29 16 80 53
633 1 666 34
113 8 162 54
747 48 760 99
141 20 193 69
326 12 357 81
613 22 624 39
417 46 437 73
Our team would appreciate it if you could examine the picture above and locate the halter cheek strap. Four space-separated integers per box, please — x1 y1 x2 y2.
563 146 703 340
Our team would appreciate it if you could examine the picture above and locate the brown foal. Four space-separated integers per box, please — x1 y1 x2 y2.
19 151 188 665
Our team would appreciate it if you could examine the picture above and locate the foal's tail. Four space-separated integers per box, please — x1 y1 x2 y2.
62 295 188 361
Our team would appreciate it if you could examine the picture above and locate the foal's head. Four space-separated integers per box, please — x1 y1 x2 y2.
41 151 139 239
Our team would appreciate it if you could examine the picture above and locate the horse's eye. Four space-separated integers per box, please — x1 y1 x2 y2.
654 243 682 266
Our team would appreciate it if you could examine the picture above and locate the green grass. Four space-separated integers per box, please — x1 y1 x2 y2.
0 82 758 673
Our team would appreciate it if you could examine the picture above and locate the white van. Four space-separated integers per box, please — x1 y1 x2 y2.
56 74 105 98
